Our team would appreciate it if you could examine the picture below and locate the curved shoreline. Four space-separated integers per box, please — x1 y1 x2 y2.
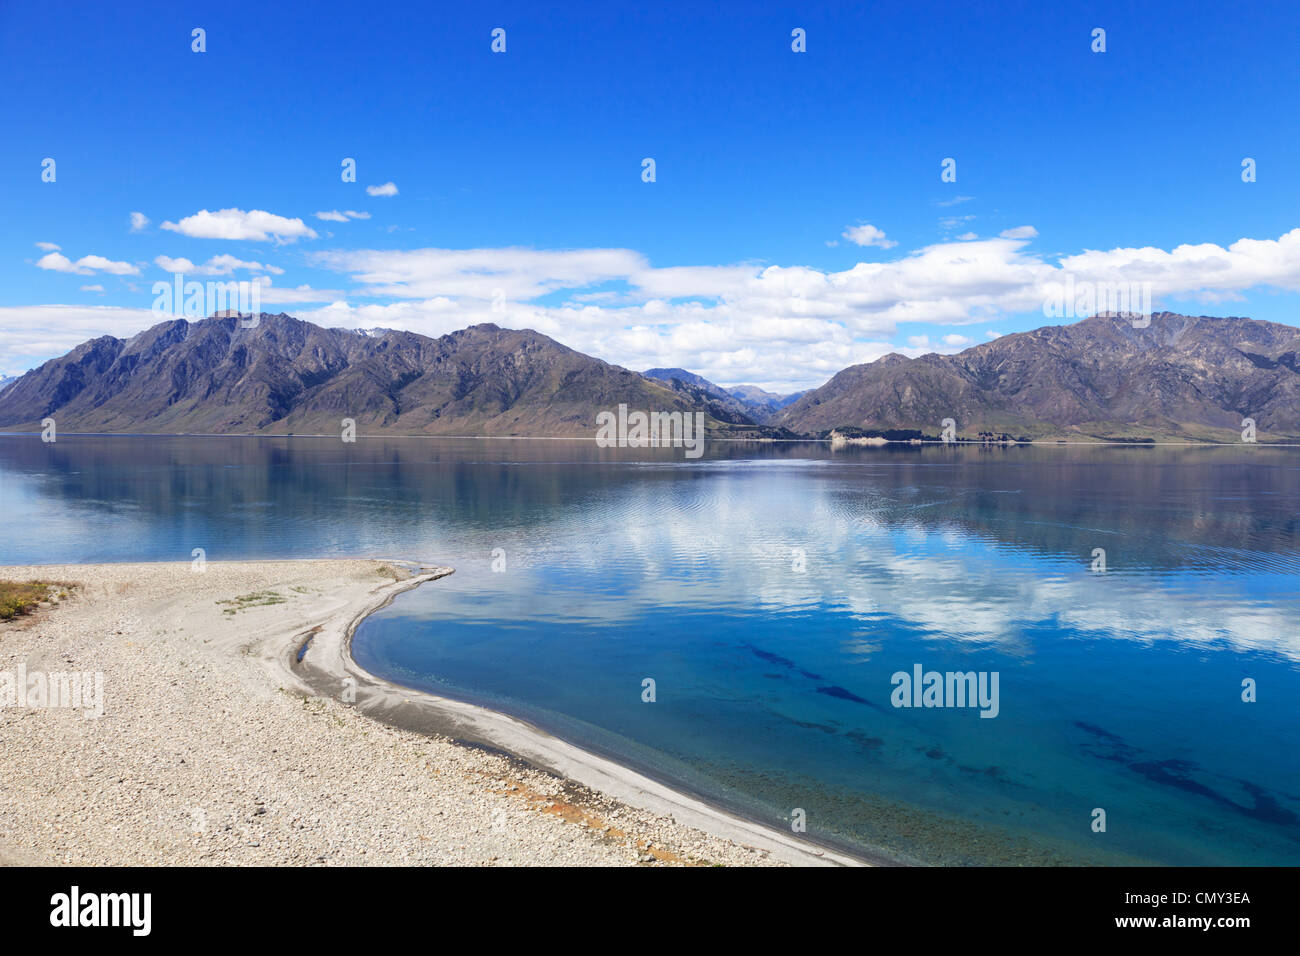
284 567 871 867
0 559 871 866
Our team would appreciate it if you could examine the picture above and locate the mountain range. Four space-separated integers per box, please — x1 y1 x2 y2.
0 310 1296 441
0 314 779 438
642 367 805 424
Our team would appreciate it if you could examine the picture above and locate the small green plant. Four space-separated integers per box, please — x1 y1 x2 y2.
216 590 287 615
0 580 76 621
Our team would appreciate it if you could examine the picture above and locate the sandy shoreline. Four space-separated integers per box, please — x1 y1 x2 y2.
0 559 865 866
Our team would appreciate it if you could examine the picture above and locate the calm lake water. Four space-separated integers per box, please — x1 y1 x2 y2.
3 435 1298 865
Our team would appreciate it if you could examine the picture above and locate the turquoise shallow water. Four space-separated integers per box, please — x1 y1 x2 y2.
3 435 1299 864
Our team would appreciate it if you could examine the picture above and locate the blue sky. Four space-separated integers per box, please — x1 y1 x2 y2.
3 0 1299 390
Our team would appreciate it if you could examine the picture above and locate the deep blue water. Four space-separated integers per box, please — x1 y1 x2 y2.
3 435 1299 865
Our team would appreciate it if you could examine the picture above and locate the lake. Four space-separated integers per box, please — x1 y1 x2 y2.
3 434 1298 865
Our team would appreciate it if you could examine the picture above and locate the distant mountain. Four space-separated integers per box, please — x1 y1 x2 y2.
0 375 16 396
777 312 1300 442
643 368 805 424
641 367 754 423
642 367 718 393
0 314 776 438
5 311 1295 442
724 384 808 420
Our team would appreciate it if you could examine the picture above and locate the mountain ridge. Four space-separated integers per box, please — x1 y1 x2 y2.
0 313 772 438
1 310 1297 441
776 312 1300 441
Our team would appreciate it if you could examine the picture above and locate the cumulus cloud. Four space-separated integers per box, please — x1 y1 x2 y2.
1055 234 1300 297
153 254 284 276
302 228 1300 388
160 208 318 243
842 223 897 249
35 241 60 252
365 182 398 197
0 305 159 375
297 242 1005 386
153 256 196 273
36 252 139 276
11 227 1300 390
999 225 1039 239
254 279 346 304
129 212 150 232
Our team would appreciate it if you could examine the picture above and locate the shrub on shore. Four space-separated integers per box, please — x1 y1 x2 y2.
0 580 75 621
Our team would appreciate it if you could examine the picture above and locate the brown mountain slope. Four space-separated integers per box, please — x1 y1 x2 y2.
0 313 762 437
776 312 1300 441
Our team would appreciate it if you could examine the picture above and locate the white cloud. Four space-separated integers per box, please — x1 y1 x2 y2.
208 254 283 275
129 212 150 232
36 252 139 276
999 225 1039 240
12 227 1300 390
153 256 196 273
841 223 897 249
75 255 139 275
303 228 1300 388
160 208 318 243
315 210 371 222
902 334 973 355
0 305 160 375
935 195 974 207
255 280 346 304
154 254 284 276
366 182 399 197
1056 231 1300 301
956 232 978 241
311 246 649 301
35 241 60 252
80 285 105 293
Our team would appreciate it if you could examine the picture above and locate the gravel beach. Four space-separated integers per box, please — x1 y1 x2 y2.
0 560 862 867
